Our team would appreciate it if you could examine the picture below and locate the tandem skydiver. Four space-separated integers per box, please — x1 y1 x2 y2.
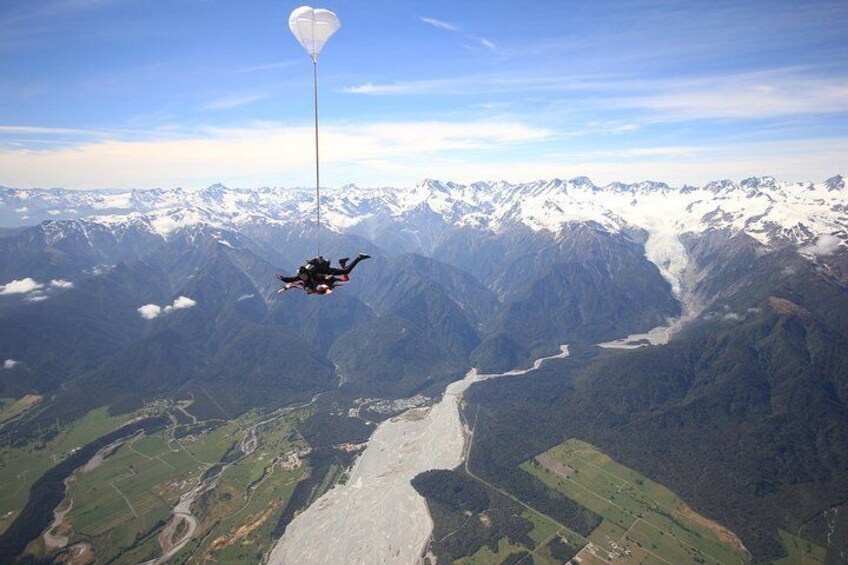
277 253 371 295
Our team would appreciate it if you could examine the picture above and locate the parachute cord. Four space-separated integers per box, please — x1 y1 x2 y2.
313 57 321 257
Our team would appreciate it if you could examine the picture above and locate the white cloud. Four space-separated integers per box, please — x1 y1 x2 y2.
203 93 268 111
0 125 99 136
420 17 459 31
50 279 74 289
606 70 848 120
0 120 553 189
236 60 296 73
138 295 197 319
166 295 196 312
341 81 442 95
237 293 255 301
800 234 843 256
722 312 743 321
137 304 162 319
3 359 19 369
339 67 848 121
0 277 43 295
419 17 497 53
25 294 48 303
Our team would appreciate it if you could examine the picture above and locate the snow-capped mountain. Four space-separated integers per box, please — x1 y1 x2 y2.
3 175 845 299
3 175 845 250
3 175 848 565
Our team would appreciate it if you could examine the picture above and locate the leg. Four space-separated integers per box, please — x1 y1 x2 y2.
326 253 371 275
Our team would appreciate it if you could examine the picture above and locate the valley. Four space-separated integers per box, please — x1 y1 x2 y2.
269 347 569 564
0 395 357 563
0 175 846 563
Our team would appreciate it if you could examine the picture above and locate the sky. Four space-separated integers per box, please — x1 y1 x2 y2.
1 0 847 189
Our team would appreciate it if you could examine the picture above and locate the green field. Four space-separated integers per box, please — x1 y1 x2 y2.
454 508 586 565
15 404 309 563
773 530 826 565
0 406 133 535
171 407 312 563
0 394 327 564
0 395 42 426
522 439 752 565
51 405 314 564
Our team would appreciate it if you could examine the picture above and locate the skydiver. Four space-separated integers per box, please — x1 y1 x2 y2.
276 253 371 295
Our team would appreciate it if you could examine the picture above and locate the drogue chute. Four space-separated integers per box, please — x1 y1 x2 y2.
276 7 371 296
288 6 341 62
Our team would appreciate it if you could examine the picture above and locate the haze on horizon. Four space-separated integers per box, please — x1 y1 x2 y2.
1 0 847 190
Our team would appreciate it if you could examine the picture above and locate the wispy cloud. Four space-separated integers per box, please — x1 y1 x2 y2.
610 68 848 120
203 93 268 111
1 0 120 26
0 125 101 136
341 81 444 95
420 17 459 32
0 119 553 188
237 60 297 73
419 15 497 53
342 67 848 121
0 0 123 48
479 38 496 51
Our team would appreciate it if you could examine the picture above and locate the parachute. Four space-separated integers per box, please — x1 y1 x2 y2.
277 7 370 296
289 5 340 256
288 6 341 63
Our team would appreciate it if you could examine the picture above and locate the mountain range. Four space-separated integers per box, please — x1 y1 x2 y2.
1 175 847 562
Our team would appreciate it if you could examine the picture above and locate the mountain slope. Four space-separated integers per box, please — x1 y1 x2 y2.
463 244 848 563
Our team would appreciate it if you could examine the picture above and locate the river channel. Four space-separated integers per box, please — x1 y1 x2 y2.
267 345 570 565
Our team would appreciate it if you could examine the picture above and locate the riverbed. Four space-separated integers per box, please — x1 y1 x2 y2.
267 345 570 565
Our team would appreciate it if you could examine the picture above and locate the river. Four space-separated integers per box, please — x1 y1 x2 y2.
267 345 570 565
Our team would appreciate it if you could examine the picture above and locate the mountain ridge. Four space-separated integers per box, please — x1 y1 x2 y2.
2 175 845 252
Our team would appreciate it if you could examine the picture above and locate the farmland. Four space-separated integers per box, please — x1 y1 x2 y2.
522 439 751 565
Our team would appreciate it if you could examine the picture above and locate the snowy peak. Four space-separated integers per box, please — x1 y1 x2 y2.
2 175 846 255
825 175 844 192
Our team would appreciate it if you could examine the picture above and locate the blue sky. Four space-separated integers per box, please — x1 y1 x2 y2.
1 0 847 189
